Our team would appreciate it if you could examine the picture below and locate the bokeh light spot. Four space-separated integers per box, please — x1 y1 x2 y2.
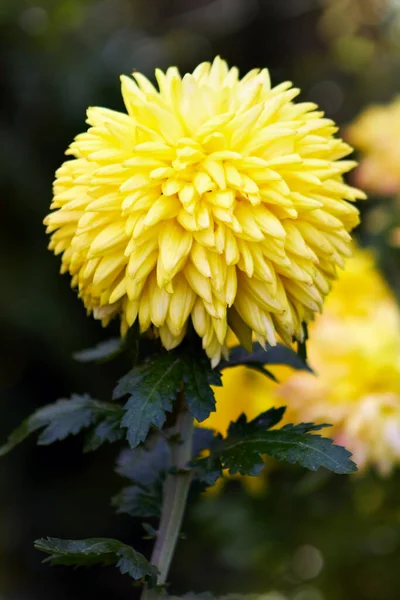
19 6 49 36
292 545 324 580
293 586 325 600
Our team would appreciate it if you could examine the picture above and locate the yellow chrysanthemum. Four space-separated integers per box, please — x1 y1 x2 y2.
44 57 364 364
316 244 391 319
346 97 400 195
208 248 400 474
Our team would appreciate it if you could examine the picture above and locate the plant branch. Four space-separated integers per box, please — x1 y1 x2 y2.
142 388 194 598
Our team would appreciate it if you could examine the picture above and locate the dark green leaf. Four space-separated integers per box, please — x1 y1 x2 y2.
192 427 215 458
0 395 124 456
297 322 309 361
113 425 214 518
280 421 328 435
73 338 124 363
195 451 223 486
34 537 158 585
84 413 126 453
116 428 214 485
196 409 357 482
113 353 184 448
182 355 221 422
113 346 219 448
113 436 169 518
227 407 286 436
115 437 169 483
112 481 163 518
219 427 356 475
220 343 312 375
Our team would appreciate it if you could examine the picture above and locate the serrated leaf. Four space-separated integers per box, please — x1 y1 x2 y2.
84 413 126 453
227 407 286 436
220 427 357 475
0 395 124 456
220 343 312 375
113 481 163 518
34 537 158 585
195 452 223 486
113 353 184 448
113 346 219 448
196 408 357 482
280 421 329 435
73 338 125 363
113 436 168 518
113 426 213 518
182 355 221 422
192 427 215 458
115 436 169 483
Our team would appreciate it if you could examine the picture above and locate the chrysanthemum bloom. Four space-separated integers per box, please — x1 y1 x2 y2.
277 313 400 475
346 97 400 195
207 249 400 474
44 57 364 364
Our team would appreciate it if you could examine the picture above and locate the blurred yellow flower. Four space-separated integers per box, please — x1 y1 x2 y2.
346 97 400 195
45 57 363 364
209 248 400 474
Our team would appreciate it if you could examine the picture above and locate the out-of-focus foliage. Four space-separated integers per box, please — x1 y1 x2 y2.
2 0 400 599
181 469 400 600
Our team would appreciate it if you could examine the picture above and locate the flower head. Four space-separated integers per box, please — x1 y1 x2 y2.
45 57 363 364
346 97 400 195
209 248 400 474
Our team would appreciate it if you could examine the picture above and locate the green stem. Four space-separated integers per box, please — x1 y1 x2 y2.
143 391 194 598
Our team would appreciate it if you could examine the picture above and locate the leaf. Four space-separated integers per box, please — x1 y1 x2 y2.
113 481 163 519
113 426 214 518
195 451 223 486
113 353 184 448
196 408 357 483
113 346 219 448
0 395 124 456
73 338 125 363
182 355 221 422
84 413 126 453
115 436 169 484
227 407 286 436
220 343 312 375
192 427 215 458
113 436 169 518
220 427 356 475
297 322 309 361
34 537 158 586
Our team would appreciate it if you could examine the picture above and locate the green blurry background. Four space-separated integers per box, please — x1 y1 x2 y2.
1 1 400 599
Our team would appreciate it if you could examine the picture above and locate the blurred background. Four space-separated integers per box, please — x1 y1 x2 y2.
2 0 400 599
